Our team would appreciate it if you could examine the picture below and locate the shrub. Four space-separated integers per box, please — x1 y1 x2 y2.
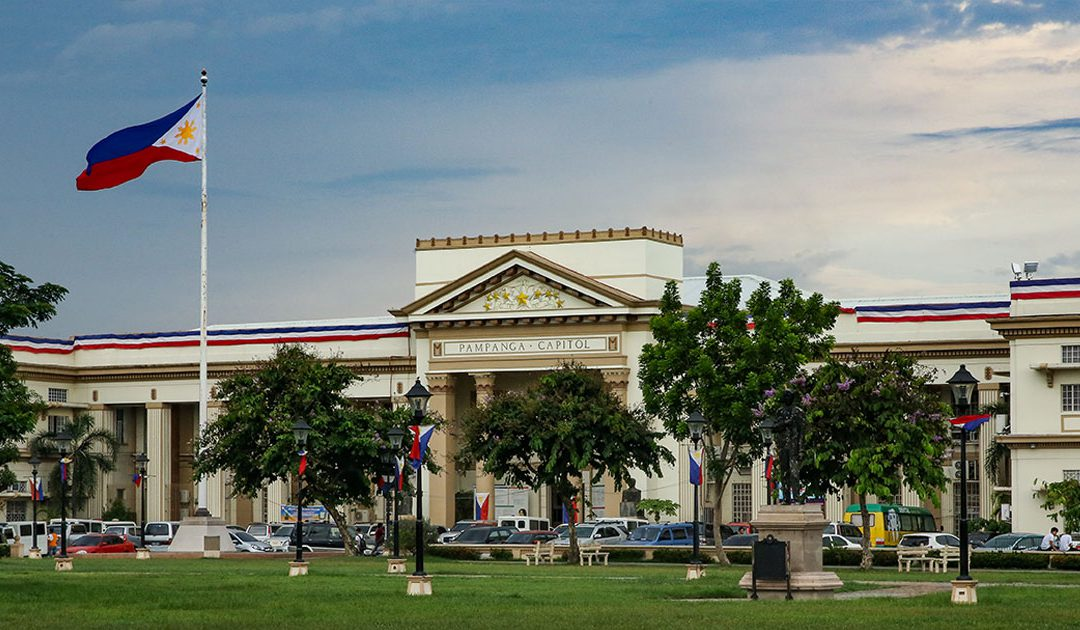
726 550 752 565
605 548 646 562
489 549 513 561
872 551 898 566
102 497 136 522
1051 554 1080 571
651 549 715 564
822 548 862 566
970 552 1050 570
426 546 480 561
0 544 9 558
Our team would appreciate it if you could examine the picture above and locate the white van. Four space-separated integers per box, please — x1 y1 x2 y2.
497 516 551 531
49 518 105 534
4 521 47 555
595 517 649 533
144 521 181 546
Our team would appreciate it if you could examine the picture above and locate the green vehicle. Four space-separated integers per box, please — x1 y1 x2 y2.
843 503 936 547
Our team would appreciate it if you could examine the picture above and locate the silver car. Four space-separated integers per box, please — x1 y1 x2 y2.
230 530 272 552
552 523 627 546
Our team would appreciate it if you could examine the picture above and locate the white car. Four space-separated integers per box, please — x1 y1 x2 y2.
823 534 862 550
898 532 961 550
595 517 649 534
552 523 627 546
268 524 294 552
230 530 272 552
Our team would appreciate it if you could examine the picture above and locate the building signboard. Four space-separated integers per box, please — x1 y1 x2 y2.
434 335 617 357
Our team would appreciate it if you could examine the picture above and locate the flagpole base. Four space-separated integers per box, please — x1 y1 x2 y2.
686 563 706 580
55 557 73 572
388 558 407 574
406 574 433 596
28 548 42 559
288 561 309 577
951 579 978 604
136 548 152 560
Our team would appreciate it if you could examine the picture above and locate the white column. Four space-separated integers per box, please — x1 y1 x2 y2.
87 405 115 519
750 456 767 521
266 479 287 523
203 402 226 518
145 403 172 521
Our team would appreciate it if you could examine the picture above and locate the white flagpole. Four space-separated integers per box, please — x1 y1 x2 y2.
196 68 210 516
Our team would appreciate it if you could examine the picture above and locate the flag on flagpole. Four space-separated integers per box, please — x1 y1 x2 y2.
949 414 991 431
29 478 39 501
298 450 308 476
395 457 404 492
60 457 70 483
688 447 705 486
765 455 774 481
37 478 44 501
132 472 142 487
76 94 205 190
474 492 490 520
408 425 436 470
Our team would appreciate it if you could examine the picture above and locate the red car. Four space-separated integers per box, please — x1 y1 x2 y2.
67 533 137 554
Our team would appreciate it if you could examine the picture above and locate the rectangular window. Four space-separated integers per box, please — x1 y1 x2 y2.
6 500 27 521
1064 470 1080 482
732 482 753 523
47 388 68 403
590 482 605 518
114 409 126 444
953 481 980 523
1064 384 1080 413
1064 346 1080 364
47 415 68 434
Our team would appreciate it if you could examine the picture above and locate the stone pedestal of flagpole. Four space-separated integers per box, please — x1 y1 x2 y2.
951 579 978 604
288 561 309 577
407 574 432 596
167 515 232 554
136 548 151 560
28 548 42 559
387 558 407 574
738 504 843 599
685 563 706 580
54 557 73 572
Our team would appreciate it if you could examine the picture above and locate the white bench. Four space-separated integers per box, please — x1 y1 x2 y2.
932 546 961 573
523 542 555 566
896 547 934 572
579 543 609 566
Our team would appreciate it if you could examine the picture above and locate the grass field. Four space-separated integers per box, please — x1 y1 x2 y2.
2 555 1077 629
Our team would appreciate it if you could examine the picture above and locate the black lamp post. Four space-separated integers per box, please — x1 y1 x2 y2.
29 455 40 554
55 429 72 559
686 411 707 566
947 364 978 583
380 450 394 555
405 378 431 577
387 427 405 559
135 452 149 550
292 419 311 565
758 415 778 505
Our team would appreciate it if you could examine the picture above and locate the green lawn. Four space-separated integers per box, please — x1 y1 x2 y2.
1 555 1076 629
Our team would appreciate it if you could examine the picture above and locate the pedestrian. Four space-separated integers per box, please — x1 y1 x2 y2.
374 523 385 554
1040 527 1059 551
1060 531 1074 552
47 530 59 556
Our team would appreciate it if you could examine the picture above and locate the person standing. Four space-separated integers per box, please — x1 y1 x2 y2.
373 523 385 555
1040 527 1059 551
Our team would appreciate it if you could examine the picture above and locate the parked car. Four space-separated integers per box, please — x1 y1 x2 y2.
823 521 863 539
226 524 246 533
269 525 294 552
449 526 516 544
553 523 627 546
624 523 695 546
353 522 381 547
728 521 755 535
823 534 862 550
68 533 136 554
104 525 143 547
143 521 181 546
289 523 357 551
722 533 758 548
505 530 558 545
973 532 1043 552
552 523 570 537
245 522 276 543
898 532 961 550
595 517 649 533
498 516 551 532
967 531 996 548
439 520 495 544
230 530 273 552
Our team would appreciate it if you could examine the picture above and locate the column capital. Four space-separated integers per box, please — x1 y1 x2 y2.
426 373 455 394
145 402 167 410
88 403 107 411
470 372 496 404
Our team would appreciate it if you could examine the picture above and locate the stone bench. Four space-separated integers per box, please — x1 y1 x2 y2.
579 543 609 566
896 547 934 573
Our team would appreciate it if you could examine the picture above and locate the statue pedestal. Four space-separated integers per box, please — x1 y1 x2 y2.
55 557 73 572
738 504 842 600
685 563 706 580
28 548 42 559
406 574 432 596
951 579 978 604
167 515 232 554
387 558 407 574
136 548 151 560
288 561 309 577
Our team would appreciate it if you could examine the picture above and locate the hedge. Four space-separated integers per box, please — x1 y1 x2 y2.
651 549 715 564
971 552 1051 570
0 544 8 558
605 549 646 562
425 546 480 561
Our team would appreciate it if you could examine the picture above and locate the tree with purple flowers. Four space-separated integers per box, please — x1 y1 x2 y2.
804 352 952 569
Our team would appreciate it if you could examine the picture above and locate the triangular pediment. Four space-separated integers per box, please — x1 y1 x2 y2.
393 250 650 317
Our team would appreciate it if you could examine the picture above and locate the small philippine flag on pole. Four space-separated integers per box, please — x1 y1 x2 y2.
474 492 491 520
132 472 142 487
76 94 205 190
395 457 404 492
689 448 705 486
949 414 991 431
409 425 436 470
298 450 308 476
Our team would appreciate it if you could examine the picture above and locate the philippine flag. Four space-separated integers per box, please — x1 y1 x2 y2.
132 472 142 487
474 492 490 520
395 457 405 491
689 448 705 486
949 414 991 431
76 94 204 191
409 425 436 470
29 479 39 501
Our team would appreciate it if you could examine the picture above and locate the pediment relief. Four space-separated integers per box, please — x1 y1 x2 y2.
456 275 594 313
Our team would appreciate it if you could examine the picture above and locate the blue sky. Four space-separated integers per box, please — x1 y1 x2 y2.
4 1 1080 337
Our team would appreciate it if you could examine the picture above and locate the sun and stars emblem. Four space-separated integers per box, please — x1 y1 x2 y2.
483 279 565 311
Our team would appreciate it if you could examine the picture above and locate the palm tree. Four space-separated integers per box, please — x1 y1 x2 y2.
29 412 118 517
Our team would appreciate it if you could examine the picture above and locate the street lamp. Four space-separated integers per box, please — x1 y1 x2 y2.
55 428 73 560
758 415 779 505
404 378 431 582
387 426 405 559
947 364 979 585
135 452 149 552
292 419 311 567
29 455 41 556
686 411 706 567
380 450 394 555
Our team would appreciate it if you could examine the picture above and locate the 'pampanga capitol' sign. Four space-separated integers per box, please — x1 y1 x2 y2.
436 335 615 357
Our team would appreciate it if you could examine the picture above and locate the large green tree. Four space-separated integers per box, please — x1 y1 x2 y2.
0 261 67 489
455 363 672 560
804 353 952 569
193 345 426 556
29 412 119 516
639 263 839 563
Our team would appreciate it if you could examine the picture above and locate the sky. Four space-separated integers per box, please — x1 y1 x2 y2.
4 0 1080 338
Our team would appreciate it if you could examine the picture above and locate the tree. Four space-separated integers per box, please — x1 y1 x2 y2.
193 345 426 556
803 353 952 569
638 263 839 563
456 363 672 560
0 261 67 489
1037 479 1080 534
637 498 679 523
29 412 119 516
